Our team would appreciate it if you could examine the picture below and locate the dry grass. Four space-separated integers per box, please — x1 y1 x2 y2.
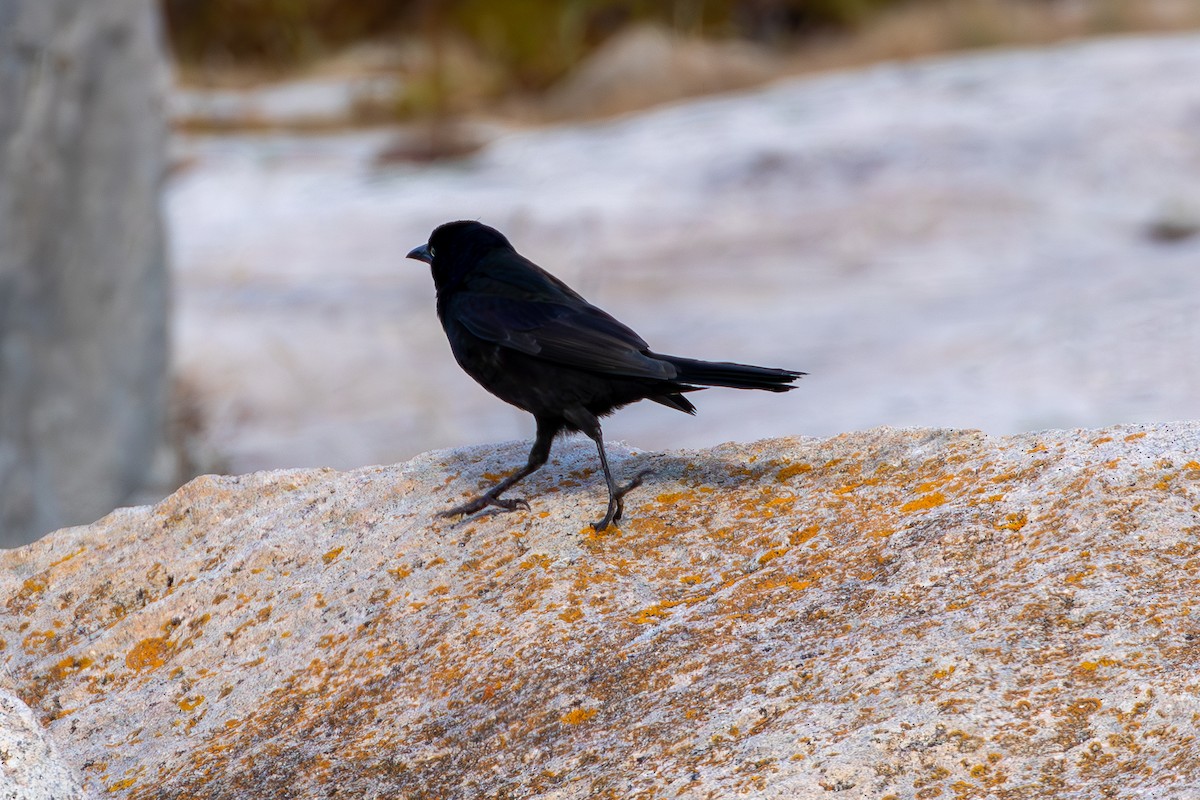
787 0 1200 74
169 0 1200 135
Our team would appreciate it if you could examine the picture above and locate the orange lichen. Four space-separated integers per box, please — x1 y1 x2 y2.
557 607 583 623
789 525 820 545
758 546 789 566
914 478 951 493
1067 698 1102 715
776 463 813 481
22 629 58 655
996 512 1028 531
179 695 205 712
561 708 598 725
48 655 94 683
126 638 173 671
49 546 86 567
9 577 49 616
322 547 344 564
760 575 814 592
632 602 682 624
901 492 948 512
106 776 138 793
519 554 553 571
1064 566 1096 586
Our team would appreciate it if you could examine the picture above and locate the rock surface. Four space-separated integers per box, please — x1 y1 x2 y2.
545 24 777 119
0 0 171 546
4 423 1200 798
0 689 87 800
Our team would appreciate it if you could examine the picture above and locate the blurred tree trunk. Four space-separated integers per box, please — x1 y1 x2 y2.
0 0 171 546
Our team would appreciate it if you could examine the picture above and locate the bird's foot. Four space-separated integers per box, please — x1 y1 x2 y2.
618 469 654 496
439 492 530 520
590 469 654 532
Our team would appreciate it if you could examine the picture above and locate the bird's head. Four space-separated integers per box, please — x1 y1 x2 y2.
407 221 513 287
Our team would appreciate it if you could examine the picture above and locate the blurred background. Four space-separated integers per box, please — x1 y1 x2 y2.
3 0 1199 546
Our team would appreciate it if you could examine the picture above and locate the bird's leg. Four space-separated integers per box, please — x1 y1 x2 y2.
583 424 653 532
440 418 557 520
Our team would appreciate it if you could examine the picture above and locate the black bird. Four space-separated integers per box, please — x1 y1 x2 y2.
408 221 804 531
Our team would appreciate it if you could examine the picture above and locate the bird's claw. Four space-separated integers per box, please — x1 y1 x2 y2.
619 469 654 496
590 499 619 531
499 496 532 512
439 493 530 520
590 469 655 531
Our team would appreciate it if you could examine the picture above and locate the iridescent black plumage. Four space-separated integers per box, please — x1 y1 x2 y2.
408 220 803 530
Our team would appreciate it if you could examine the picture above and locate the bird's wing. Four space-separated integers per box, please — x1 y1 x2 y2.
447 292 677 380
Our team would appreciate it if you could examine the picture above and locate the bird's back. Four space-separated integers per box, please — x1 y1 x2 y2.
417 220 801 422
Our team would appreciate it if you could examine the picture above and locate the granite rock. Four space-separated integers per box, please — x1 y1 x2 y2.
2 424 1199 798
0 688 86 800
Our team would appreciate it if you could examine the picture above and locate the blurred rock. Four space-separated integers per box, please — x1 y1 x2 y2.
170 38 501 131
545 24 778 119
171 75 402 131
372 119 488 164
1145 196 1200 242
3 423 1199 797
0 1 170 546
0 689 87 800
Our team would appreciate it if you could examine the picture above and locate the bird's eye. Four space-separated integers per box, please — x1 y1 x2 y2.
428 246 436 258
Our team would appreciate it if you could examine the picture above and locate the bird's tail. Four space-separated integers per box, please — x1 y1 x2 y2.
656 354 804 392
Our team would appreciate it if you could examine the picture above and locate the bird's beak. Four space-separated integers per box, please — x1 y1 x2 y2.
406 243 433 264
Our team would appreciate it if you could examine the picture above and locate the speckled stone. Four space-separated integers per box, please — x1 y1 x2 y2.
0 688 86 800
3 424 1199 798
